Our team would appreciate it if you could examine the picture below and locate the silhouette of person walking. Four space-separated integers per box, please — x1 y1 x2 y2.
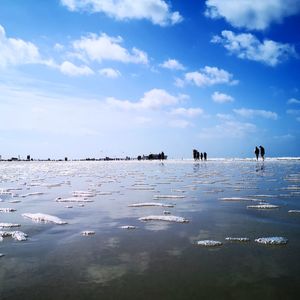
203 152 207 161
254 146 259 160
259 146 265 161
200 152 203 161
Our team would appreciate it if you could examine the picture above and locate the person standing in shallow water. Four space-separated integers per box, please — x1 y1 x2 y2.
254 146 259 160
259 146 265 161
203 152 207 161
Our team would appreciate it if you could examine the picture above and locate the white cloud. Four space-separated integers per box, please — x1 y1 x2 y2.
212 91 234 103
160 59 185 70
168 119 191 128
60 61 94 76
170 107 203 117
0 24 40 68
61 0 183 26
233 108 278 120
216 113 234 120
287 97 300 104
212 30 296 66
174 77 185 88
139 89 180 109
99 68 121 78
286 109 300 115
0 83 122 138
287 108 300 122
199 120 256 139
106 88 180 110
106 97 136 110
54 43 64 51
184 66 238 87
205 0 300 30
72 33 148 65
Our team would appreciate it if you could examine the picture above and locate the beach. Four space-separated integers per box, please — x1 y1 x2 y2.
1 159 300 299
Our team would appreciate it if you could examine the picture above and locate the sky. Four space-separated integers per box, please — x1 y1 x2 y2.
0 0 300 159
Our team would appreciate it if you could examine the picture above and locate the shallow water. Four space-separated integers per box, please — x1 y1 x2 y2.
0 159 300 300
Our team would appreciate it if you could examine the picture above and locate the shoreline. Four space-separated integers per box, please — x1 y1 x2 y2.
0 157 299 162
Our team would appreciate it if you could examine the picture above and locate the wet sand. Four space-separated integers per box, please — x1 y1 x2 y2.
0 159 300 300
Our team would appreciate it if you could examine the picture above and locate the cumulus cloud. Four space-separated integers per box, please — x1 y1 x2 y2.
212 30 296 66
287 97 300 104
0 24 40 68
183 66 238 87
199 120 256 139
61 0 183 26
160 59 185 70
212 91 234 103
205 0 300 30
72 33 148 64
106 88 181 110
233 108 278 120
60 61 94 76
170 107 203 117
99 68 121 78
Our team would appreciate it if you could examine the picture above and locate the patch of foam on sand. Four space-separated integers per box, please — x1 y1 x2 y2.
247 204 279 209
73 191 95 197
255 237 288 245
8 200 21 203
0 231 28 241
0 223 21 228
20 192 44 198
22 213 67 225
55 197 93 203
120 225 136 229
0 208 16 213
288 210 300 213
220 197 265 202
0 190 13 196
139 215 189 223
153 195 185 199
225 237 250 242
196 240 223 247
250 194 275 198
128 202 174 208
81 231 95 236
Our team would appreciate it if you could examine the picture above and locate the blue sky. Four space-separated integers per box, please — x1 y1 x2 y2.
0 0 299 159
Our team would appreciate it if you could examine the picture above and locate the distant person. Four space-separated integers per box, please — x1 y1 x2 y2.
193 149 197 160
200 152 203 161
203 152 207 161
196 151 200 160
259 146 265 161
254 146 259 160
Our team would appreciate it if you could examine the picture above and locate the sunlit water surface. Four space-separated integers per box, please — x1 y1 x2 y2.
1 159 300 300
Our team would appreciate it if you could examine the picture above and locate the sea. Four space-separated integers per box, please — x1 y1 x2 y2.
0 158 300 300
